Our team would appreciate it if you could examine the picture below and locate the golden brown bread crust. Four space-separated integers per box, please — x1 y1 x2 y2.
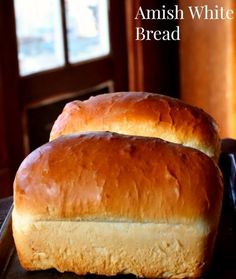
13 132 223 277
14 132 223 225
49 92 221 160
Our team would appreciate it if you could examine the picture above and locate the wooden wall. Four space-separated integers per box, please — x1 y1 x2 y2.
125 0 180 98
0 1 24 197
179 0 235 137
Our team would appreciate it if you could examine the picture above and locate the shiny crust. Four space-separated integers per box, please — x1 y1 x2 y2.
49 92 220 160
13 132 223 277
14 132 223 225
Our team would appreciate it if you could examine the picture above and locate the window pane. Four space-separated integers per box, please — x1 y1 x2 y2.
14 0 64 76
66 0 110 63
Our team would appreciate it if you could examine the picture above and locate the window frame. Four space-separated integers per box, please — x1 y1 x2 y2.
0 0 128 197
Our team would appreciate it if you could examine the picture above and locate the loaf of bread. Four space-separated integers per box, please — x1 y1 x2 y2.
13 132 223 278
50 92 220 161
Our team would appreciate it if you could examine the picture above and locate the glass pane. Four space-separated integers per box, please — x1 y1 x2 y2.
14 0 64 76
66 0 110 63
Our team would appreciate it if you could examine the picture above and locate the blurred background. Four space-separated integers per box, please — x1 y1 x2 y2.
0 0 235 197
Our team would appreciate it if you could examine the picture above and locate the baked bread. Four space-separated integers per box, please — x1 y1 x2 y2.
49 92 220 161
13 132 223 278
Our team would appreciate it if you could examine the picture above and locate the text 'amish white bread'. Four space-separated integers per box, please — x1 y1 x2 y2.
50 92 221 161
13 132 223 278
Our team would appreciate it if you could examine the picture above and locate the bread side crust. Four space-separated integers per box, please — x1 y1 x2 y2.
14 132 223 224
12 210 216 278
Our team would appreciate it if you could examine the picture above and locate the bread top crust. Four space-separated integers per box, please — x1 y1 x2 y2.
49 92 220 160
14 132 223 226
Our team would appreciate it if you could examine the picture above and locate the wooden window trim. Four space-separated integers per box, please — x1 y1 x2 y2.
125 0 144 91
60 0 69 65
22 80 114 154
17 0 128 106
0 0 128 197
19 57 113 105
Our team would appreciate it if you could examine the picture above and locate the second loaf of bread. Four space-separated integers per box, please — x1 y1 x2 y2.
50 92 220 160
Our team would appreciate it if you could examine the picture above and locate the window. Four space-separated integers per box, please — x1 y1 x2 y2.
0 0 128 197
66 0 110 63
14 0 110 76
